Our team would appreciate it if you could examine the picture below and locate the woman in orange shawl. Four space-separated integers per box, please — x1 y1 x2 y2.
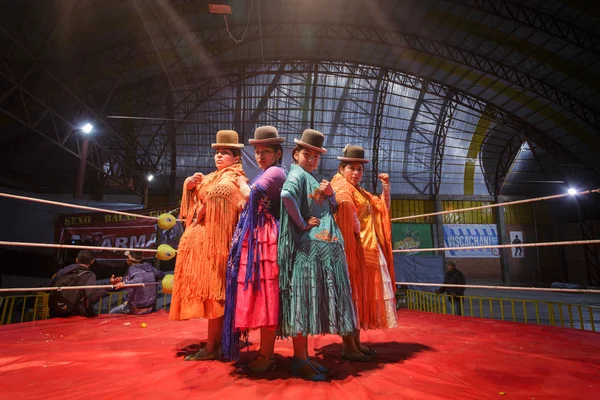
331 145 397 358
170 130 246 361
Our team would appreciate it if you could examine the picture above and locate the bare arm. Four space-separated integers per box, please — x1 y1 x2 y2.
238 175 250 201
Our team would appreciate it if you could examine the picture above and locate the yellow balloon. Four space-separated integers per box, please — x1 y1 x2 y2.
161 274 174 294
156 244 176 261
158 213 177 230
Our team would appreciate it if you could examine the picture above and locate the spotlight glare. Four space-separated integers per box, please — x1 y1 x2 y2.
147 174 154 182
82 123 93 134
568 188 577 196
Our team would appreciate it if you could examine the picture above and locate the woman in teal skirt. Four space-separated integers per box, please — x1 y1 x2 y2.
278 129 357 381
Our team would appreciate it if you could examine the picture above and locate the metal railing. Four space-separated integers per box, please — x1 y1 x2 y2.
405 290 599 332
0 293 49 325
0 291 171 325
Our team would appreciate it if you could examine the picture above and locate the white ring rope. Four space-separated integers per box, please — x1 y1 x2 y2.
1 281 597 295
391 188 600 222
394 282 600 294
393 239 600 253
0 240 159 253
0 192 179 221
0 282 160 293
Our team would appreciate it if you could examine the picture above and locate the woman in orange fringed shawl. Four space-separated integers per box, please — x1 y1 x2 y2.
330 145 397 358
170 130 246 361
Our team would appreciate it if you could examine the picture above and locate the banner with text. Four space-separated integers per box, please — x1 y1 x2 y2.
392 223 433 255
443 224 499 258
54 208 183 267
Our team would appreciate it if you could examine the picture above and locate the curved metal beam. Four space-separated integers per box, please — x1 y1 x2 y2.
444 0 600 54
70 23 600 132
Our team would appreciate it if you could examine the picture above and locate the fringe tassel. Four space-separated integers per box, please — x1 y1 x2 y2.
364 249 388 328
333 196 368 328
180 180 196 227
243 187 261 291
277 206 298 337
220 198 250 360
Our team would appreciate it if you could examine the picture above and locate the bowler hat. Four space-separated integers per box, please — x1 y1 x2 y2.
211 130 244 149
293 129 327 153
337 145 369 163
248 126 285 145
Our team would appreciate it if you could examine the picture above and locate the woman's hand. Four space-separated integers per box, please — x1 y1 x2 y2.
378 173 389 185
305 216 320 229
320 180 333 196
186 173 204 190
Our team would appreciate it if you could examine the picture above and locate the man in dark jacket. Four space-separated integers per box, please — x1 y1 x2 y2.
109 250 166 315
47 250 120 317
435 260 467 316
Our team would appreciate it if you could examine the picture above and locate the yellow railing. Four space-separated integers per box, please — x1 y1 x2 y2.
0 293 49 325
0 291 171 325
405 290 599 332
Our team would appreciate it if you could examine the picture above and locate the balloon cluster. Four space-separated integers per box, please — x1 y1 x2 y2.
155 214 178 292
153 213 178 261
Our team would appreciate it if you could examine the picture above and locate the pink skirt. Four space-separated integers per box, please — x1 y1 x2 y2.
235 216 279 329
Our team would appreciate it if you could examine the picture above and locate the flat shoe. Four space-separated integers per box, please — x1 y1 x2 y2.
184 348 220 361
236 354 277 374
341 351 373 362
308 357 329 375
361 347 378 357
291 357 328 382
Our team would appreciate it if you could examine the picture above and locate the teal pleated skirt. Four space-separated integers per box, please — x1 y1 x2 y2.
279 241 357 337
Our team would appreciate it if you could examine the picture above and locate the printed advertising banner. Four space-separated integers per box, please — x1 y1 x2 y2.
392 223 433 255
54 208 183 268
443 224 499 258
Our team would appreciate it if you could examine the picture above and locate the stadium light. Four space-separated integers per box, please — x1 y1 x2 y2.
81 123 93 134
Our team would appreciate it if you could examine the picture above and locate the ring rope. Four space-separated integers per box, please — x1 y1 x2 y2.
1 281 597 294
393 239 600 253
0 282 160 293
391 188 600 222
0 240 159 253
0 192 180 221
394 282 600 294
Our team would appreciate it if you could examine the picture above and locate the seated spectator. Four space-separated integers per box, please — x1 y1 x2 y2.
47 250 120 318
109 250 166 315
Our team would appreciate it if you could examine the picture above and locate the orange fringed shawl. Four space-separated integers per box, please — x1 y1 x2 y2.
170 163 245 321
331 174 395 329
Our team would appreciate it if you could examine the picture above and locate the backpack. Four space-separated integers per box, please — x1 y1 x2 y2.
48 268 93 317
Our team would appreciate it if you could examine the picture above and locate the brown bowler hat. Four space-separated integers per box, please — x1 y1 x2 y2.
337 145 369 163
248 126 285 145
293 129 327 153
211 130 244 149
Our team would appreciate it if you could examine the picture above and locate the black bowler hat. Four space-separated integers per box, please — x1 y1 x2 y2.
248 126 285 145
337 145 369 163
294 129 327 153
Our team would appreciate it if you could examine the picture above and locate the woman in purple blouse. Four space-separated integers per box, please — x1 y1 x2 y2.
221 126 286 374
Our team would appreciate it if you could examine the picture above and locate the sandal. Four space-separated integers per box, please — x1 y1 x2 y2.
308 357 329 375
236 354 277 375
291 357 328 382
184 347 221 361
341 351 373 362
360 347 378 357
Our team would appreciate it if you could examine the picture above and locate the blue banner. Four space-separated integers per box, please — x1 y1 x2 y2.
443 224 500 258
